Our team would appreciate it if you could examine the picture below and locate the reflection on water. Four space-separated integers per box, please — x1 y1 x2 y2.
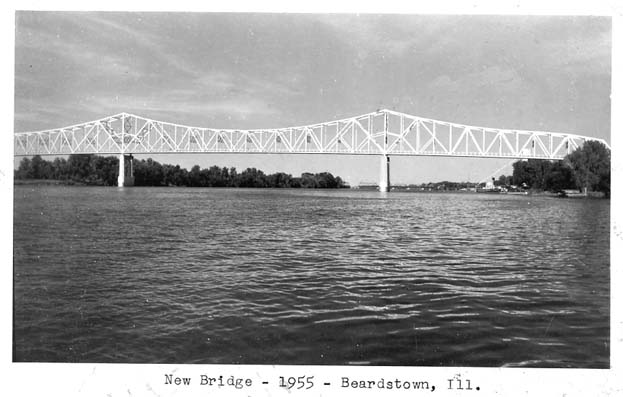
13 186 609 367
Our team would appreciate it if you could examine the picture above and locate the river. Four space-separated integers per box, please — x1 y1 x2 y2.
13 186 610 367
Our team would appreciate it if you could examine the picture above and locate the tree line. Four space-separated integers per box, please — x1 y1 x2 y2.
392 141 610 197
13 140 610 195
14 154 348 189
497 140 610 197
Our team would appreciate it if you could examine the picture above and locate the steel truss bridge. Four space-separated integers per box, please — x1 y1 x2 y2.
14 109 609 190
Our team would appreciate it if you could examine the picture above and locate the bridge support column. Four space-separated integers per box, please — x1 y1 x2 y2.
117 154 135 187
127 154 134 186
117 154 125 187
379 155 390 192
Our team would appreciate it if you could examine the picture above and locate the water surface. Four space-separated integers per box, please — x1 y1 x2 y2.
13 186 610 367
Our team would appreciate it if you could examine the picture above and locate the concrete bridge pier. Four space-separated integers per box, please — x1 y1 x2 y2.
379 155 390 192
117 154 135 187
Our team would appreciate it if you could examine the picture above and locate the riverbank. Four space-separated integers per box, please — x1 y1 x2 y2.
13 179 351 189
14 179 86 186
12 180 606 197
360 185 607 198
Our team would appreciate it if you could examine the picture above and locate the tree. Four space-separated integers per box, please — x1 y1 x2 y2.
28 155 48 179
229 167 239 187
52 158 68 180
335 176 345 188
300 173 317 188
15 157 32 179
90 155 118 185
267 172 293 188
566 140 610 196
512 159 552 189
543 161 576 192
15 154 349 189
237 168 267 187
509 141 610 197
496 175 508 186
67 154 94 181
188 165 202 187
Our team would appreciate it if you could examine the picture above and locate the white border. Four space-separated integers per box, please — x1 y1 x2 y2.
3 1 621 396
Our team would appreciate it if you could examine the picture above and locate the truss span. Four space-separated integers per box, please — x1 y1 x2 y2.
14 109 609 160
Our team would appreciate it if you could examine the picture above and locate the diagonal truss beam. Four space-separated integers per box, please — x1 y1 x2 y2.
14 110 610 160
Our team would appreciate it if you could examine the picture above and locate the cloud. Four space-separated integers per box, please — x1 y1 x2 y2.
49 70 289 127
190 71 300 98
540 28 611 76
13 13 610 142
428 66 524 94
15 17 145 97
63 12 203 78
14 13 306 131
311 14 420 58
313 14 610 78
423 65 533 127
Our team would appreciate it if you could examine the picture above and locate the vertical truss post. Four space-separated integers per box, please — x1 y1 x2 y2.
566 139 570 155
118 115 126 187
121 114 125 155
449 124 453 154
383 110 388 152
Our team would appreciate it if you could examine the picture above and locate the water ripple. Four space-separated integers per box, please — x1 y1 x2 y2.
13 187 609 367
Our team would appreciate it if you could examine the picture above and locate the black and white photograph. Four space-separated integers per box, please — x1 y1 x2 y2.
7 3 619 396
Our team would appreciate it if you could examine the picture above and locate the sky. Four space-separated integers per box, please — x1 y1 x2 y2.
13 12 611 185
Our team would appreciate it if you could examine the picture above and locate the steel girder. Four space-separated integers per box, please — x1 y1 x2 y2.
14 109 610 159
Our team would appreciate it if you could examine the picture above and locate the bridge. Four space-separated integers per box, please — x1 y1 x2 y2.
14 109 609 190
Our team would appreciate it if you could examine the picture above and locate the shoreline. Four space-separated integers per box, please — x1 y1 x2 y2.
14 179 86 186
13 179 607 198
13 179 350 189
